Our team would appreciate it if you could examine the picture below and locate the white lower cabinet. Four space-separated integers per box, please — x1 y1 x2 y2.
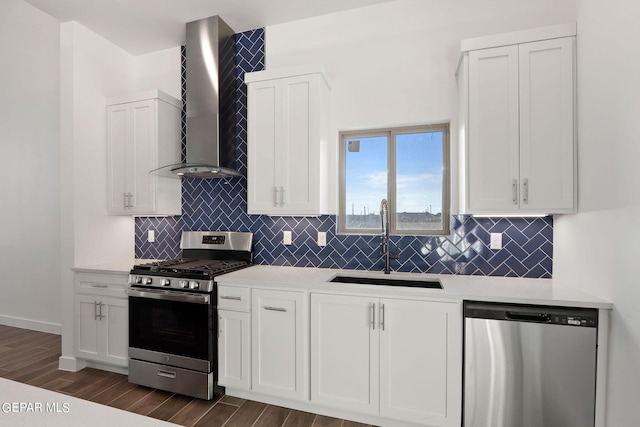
217 281 462 427
311 293 462 427
218 309 251 389
218 285 251 389
74 273 129 368
311 294 379 413
251 289 306 400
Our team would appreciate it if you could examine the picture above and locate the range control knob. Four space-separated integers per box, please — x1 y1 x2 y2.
143 277 153 285
179 280 189 289
189 281 200 290
128 276 137 285
161 279 171 287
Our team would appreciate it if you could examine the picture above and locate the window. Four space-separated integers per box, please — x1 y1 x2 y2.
338 124 450 235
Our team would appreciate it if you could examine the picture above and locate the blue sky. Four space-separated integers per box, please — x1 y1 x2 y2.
345 131 444 216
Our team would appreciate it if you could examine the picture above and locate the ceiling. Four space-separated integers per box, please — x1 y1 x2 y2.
23 0 394 55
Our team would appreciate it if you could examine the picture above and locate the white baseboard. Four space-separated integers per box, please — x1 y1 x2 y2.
58 356 86 372
0 315 61 335
86 360 128 376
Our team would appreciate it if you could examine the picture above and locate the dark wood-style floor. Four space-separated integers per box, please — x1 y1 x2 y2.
0 325 373 427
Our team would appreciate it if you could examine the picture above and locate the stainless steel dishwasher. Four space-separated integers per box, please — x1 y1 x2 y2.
463 301 598 427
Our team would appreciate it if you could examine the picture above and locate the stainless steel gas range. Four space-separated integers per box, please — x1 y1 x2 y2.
126 231 253 400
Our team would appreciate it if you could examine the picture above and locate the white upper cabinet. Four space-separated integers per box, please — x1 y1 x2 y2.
106 90 182 216
245 67 330 215
457 24 576 215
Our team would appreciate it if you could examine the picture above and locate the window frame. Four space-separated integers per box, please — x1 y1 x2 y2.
338 123 450 236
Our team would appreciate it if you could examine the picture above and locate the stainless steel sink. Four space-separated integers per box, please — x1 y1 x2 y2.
329 275 442 289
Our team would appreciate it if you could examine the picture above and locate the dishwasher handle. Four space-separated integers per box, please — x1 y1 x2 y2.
464 301 598 327
506 311 551 323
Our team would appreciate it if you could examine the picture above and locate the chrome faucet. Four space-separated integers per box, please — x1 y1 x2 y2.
380 199 398 274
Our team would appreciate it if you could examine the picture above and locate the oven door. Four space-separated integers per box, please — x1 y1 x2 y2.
127 287 215 372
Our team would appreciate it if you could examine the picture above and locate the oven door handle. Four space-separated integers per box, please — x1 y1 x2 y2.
126 288 211 304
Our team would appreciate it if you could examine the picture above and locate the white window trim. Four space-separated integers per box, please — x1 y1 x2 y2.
338 124 450 236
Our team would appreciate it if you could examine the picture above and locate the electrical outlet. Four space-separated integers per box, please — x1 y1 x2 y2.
283 230 292 245
490 233 502 250
317 231 327 247
148 230 155 243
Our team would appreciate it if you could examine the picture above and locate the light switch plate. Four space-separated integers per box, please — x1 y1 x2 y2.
490 233 502 250
148 230 155 243
283 230 292 245
317 231 327 247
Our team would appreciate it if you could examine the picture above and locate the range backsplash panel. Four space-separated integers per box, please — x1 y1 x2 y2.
135 28 553 278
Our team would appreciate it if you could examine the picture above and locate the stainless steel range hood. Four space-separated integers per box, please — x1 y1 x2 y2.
154 15 240 178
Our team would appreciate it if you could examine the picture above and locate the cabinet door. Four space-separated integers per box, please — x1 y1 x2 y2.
107 104 132 214
379 299 462 427
519 37 575 212
101 297 128 367
75 295 101 360
218 310 251 389
129 100 157 213
252 289 306 400
311 293 379 414
467 46 520 212
107 94 181 216
280 75 319 214
247 80 281 214
75 295 128 367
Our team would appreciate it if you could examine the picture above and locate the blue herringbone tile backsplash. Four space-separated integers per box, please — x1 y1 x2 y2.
135 28 553 278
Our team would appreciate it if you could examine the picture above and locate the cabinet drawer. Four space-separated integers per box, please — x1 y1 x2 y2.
75 273 128 298
218 286 250 311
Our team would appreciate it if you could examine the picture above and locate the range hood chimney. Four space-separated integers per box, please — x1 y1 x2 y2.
155 15 240 178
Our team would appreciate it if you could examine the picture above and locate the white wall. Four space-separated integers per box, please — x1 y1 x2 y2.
554 0 640 425
59 20 136 368
58 21 182 369
0 0 61 333
134 47 182 100
265 0 580 214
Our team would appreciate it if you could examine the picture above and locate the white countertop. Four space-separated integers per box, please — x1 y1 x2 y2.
72 259 156 275
73 261 612 309
216 265 613 309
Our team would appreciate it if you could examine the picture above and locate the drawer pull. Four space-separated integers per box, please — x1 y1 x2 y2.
157 370 176 379
263 306 287 312
90 284 109 288
220 296 242 301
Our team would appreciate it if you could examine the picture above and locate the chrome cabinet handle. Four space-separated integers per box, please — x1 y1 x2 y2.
370 303 376 330
522 178 529 204
380 303 385 331
280 187 285 206
157 370 176 379
263 306 287 312
94 301 105 320
220 295 241 301
91 284 108 288
124 192 134 208
512 179 518 205
274 187 279 207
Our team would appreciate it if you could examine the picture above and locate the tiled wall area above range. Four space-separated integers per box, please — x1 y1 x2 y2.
134 28 554 279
